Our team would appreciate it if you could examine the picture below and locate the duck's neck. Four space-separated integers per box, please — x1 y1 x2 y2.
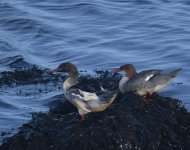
127 66 137 78
63 73 78 93
119 65 137 93
119 75 129 93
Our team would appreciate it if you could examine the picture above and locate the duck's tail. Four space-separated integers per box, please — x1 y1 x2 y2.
104 89 119 106
93 89 119 112
169 68 182 78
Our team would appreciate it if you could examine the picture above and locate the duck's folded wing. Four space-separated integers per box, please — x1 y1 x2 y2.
129 69 162 84
68 88 99 101
148 74 171 84
138 69 162 77
78 89 99 101
125 75 156 91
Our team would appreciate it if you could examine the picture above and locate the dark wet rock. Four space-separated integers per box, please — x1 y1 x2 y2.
1 92 190 150
0 69 189 149
0 66 119 88
0 66 60 86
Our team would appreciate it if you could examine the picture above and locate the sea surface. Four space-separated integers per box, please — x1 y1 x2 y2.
0 0 190 141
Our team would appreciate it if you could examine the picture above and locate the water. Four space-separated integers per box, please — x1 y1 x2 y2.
0 0 190 141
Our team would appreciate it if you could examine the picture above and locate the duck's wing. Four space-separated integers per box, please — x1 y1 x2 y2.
129 69 163 84
78 89 99 101
123 70 162 92
68 88 99 101
137 69 162 80
69 87 117 102
148 68 181 84
67 88 118 113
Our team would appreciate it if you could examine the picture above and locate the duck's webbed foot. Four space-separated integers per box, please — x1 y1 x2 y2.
142 92 155 102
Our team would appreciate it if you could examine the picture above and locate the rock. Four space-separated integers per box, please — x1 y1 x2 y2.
0 66 52 86
1 92 190 150
0 69 189 150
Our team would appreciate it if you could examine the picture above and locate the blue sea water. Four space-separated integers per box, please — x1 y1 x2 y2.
0 0 190 141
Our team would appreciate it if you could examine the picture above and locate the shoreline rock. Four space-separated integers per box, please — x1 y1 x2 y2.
0 68 189 150
0 92 190 150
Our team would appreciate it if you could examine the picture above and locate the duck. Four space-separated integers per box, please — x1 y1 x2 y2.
49 62 118 120
113 64 181 100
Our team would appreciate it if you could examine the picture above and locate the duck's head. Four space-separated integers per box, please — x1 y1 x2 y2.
113 64 136 77
49 62 78 75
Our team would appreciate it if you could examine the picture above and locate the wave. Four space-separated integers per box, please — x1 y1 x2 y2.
0 99 17 109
